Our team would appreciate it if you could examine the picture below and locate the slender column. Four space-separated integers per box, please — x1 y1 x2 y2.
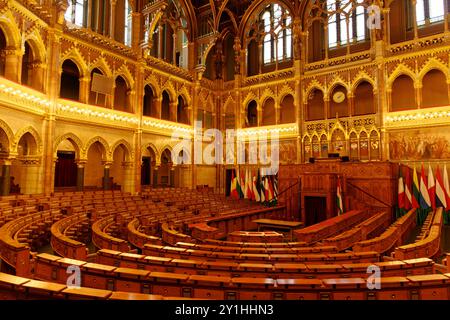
170 101 178 122
109 0 117 39
412 0 418 39
0 161 11 196
80 76 90 104
324 97 330 120
87 0 93 29
4 49 21 82
348 93 355 117
416 84 422 109
76 161 86 191
158 24 164 60
155 97 162 118
102 162 112 190
170 166 175 187
153 165 159 188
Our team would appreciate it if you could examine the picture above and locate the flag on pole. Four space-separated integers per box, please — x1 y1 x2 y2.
428 164 436 209
236 169 244 199
444 165 450 212
412 166 420 209
436 165 447 209
260 173 266 203
230 170 238 200
243 169 249 199
246 169 253 200
267 176 274 202
337 176 344 215
252 172 260 202
404 167 412 210
420 164 431 210
398 166 405 210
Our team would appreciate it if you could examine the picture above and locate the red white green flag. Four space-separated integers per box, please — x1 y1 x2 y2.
337 176 343 215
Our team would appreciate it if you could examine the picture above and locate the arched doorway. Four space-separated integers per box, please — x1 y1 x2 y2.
161 91 171 121
111 144 132 192
60 59 80 101
85 142 106 189
54 138 79 190
141 146 157 187
159 148 173 187
11 132 40 194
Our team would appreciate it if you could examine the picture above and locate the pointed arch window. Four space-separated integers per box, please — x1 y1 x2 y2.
416 0 445 26
65 0 87 27
327 0 367 48
124 0 133 46
261 4 292 65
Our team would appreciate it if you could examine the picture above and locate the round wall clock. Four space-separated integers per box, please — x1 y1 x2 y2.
333 91 346 103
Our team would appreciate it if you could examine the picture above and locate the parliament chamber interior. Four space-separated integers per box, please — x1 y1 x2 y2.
0 0 450 302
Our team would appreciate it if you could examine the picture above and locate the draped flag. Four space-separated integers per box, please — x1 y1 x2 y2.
236 170 244 199
436 165 447 209
420 164 431 210
260 174 266 203
404 167 412 210
398 167 405 210
444 165 450 211
428 164 436 209
264 176 270 201
230 170 239 199
273 175 279 199
412 166 420 209
337 176 343 215
267 176 274 202
252 173 260 202
243 169 248 199
246 169 253 200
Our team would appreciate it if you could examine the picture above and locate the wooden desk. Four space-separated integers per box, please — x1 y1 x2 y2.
253 219 303 240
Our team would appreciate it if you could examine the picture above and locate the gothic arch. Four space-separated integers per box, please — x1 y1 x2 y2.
111 139 133 161
84 136 111 161
13 126 43 155
53 133 83 159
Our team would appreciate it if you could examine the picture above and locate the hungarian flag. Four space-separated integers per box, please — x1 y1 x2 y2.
428 164 436 209
404 167 412 210
337 176 344 215
246 169 253 199
243 169 249 199
236 170 244 199
260 173 266 203
252 173 260 202
267 176 274 202
412 166 420 209
444 165 450 211
436 165 447 209
273 175 279 199
398 167 405 209
420 164 431 209
230 170 239 199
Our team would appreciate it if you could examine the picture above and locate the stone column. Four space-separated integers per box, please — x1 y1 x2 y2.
76 161 86 191
0 160 12 196
153 165 159 188
4 49 21 82
80 76 90 104
155 97 162 119
412 0 418 39
170 101 178 122
158 24 164 60
416 84 422 109
109 0 117 39
170 166 175 187
102 162 112 190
